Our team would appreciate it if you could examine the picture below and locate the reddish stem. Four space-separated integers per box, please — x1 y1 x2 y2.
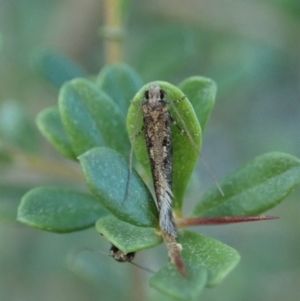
176 215 279 228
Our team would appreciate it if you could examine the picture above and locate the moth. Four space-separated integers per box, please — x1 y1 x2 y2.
110 245 135 263
109 244 154 273
141 84 178 237
129 83 191 276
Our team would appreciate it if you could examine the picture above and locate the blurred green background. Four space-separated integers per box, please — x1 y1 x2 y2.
0 0 299 300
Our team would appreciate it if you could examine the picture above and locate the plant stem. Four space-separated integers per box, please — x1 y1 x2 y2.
176 215 279 228
103 0 123 63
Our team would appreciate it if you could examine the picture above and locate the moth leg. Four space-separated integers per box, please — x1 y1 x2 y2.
170 116 185 135
129 125 144 140
170 114 200 138
124 125 144 202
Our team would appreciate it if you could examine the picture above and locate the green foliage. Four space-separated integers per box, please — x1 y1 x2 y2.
16 63 300 301
96 215 162 254
18 187 109 233
96 64 143 115
36 107 76 160
178 76 216 132
59 78 130 158
193 152 300 217
150 230 240 300
35 50 86 88
150 261 207 301
79 147 158 227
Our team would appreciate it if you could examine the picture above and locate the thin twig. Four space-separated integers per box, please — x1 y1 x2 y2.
103 0 123 63
176 215 279 227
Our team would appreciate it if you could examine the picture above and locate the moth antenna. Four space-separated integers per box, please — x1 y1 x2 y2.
169 101 224 197
98 249 111 256
129 261 155 274
124 102 143 202
70 247 151 272
200 158 224 196
109 245 154 273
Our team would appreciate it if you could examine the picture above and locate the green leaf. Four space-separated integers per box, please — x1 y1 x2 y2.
127 81 202 214
36 107 76 160
193 152 300 217
150 230 240 300
96 215 162 254
59 78 130 158
150 261 207 301
17 187 109 233
178 76 217 132
0 100 38 152
36 50 86 88
96 63 143 115
79 147 158 227
179 231 240 286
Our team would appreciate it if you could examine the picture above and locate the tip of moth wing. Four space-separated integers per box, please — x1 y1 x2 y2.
162 231 187 277
172 251 186 277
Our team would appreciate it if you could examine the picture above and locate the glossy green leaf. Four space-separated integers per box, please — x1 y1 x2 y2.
36 50 86 88
179 231 240 286
193 152 300 217
0 100 38 152
127 81 201 214
132 26 196 81
36 107 76 160
150 230 240 299
96 215 162 254
59 78 130 158
150 261 207 301
96 63 143 115
17 187 109 233
178 76 217 132
79 147 158 227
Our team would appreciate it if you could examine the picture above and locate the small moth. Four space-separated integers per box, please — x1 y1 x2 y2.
110 245 135 263
128 83 195 276
72 244 153 273
109 244 154 273
141 84 178 237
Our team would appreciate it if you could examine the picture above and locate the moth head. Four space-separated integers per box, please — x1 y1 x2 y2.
145 84 165 103
109 245 135 263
